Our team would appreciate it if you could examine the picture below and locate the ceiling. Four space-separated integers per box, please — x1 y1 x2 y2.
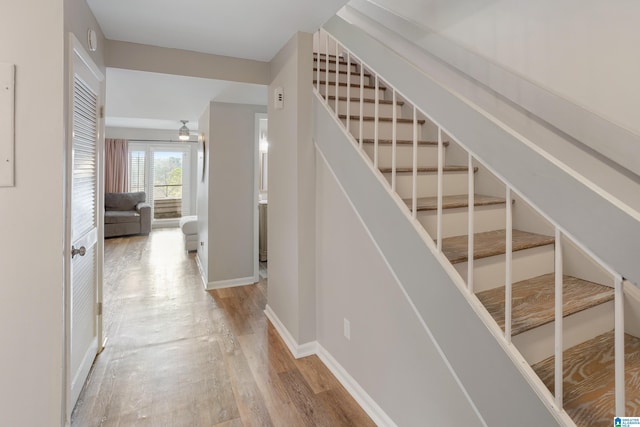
88 0 349 131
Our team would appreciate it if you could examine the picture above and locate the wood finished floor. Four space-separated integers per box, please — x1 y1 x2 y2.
71 229 374 427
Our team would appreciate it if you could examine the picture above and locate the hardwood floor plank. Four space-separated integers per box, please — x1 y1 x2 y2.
72 229 373 426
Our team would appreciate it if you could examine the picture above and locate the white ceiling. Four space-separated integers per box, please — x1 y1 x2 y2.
105 68 268 130
89 0 349 130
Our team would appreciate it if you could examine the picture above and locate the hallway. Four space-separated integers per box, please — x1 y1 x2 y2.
71 229 374 426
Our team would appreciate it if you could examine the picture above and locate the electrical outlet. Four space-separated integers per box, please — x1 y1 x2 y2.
344 318 350 340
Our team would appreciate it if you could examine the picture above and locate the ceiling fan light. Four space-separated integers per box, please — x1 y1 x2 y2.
178 120 190 141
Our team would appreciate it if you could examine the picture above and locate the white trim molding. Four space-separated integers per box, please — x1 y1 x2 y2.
316 346 398 427
264 304 318 358
264 304 398 427
205 275 258 291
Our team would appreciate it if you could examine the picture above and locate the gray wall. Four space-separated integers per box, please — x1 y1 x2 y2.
197 102 265 287
266 32 317 344
315 151 484 426
196 104 211 279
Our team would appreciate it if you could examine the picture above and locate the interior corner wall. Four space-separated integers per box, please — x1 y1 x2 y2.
267 32 316 345
204 102 266 288
64 0 106 71
353 0 640 139
196 104 211 282
0 1 65 425
315 152 483 426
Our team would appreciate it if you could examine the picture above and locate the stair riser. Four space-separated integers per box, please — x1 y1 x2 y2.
346 119 422 140
513 300 614 365
363 144 439 168
313 61 357 73
454 244 555 293
417 205 507 239
316 72 370 85
332 99 401 117
319 84 384 100
386 171 470 199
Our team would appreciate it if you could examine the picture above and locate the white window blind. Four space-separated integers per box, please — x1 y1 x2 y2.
128 150 145 193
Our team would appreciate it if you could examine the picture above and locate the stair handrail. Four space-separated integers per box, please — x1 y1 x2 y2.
314 28 628 423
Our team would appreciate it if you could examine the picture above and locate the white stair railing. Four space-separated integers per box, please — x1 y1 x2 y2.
313 29 629 423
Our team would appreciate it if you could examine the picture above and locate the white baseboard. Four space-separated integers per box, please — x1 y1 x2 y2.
264 304 396 427
206 275 258 290
316 345 397 427
264 304 318 358
195 254 207 289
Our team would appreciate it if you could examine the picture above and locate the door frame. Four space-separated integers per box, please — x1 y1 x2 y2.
254 113 267 281
63 33 105 423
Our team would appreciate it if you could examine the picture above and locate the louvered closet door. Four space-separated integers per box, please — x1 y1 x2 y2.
69 68 100 409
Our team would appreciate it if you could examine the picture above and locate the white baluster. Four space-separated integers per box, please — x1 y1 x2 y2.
374 75 379 168
467 154 474 292
325 32 329 101
554 228 563 409
437 128 443 251
335 39 339 116
391 89 397 192
615 274 625 417
412 106 417 218
346 52 350 133
505 187 513 342
359 62 364 150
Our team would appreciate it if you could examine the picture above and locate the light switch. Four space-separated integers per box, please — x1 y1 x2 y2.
0 63 15 187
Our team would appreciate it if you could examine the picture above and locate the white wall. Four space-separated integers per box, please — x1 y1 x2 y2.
267 32 316 345
197 102 265 288
315 152 483 426
197 105 211 279
361 0 640 137
0 0 106 424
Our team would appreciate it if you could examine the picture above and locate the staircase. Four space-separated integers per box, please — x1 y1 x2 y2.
313 50 640 426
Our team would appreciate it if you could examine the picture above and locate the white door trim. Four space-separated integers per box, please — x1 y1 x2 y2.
63 33 105 425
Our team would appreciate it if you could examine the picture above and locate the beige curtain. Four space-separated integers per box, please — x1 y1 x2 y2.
105 138 129 193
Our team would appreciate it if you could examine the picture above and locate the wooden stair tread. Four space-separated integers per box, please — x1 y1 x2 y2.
323 95 403 106
314 67 371 77
379 165 476 174
314 80 385 91
441 229 554 264
313 54 348 65
339 114 425 124
532 331 640 427
476 273 614 336
362 138 448 146
402 194 507 211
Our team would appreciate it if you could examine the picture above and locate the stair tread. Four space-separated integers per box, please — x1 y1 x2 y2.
314 67 371 77
339 114 425 124
314 80 384 90
532 331 640 427
313 54 348 65
323 95 404 106
476 273 614 336
379 165 476 174
441 229 554 264
403 194 507 211
362 138 448 146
